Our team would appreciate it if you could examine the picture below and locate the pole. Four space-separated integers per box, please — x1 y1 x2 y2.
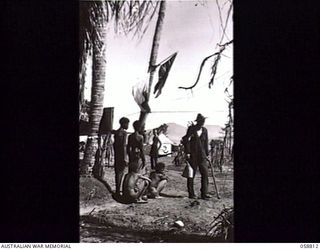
207 158 221 199
139 0 167 131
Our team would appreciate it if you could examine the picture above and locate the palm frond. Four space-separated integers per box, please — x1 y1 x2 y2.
80 0 159 53
80 1 110 57
105 0 159 39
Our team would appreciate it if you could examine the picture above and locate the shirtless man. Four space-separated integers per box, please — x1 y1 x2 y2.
127 120 146 173
113 117 130 196
121 162 151 203
149 129 162 170
147 162 168 198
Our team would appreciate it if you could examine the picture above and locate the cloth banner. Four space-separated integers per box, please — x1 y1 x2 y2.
153 52 177 98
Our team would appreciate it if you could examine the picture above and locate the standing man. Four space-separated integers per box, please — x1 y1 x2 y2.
149 129 162 169
182 113 211 200
127 120 146 173
113 117 130 197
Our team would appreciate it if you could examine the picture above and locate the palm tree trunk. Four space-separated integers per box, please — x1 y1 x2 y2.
139 0 167 130
79 46 88 119
80 23 107 176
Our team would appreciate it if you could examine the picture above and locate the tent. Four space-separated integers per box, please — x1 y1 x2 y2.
158 133 175 156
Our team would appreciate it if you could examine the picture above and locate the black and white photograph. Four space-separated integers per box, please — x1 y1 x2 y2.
79 0 233 243
2 0 319 245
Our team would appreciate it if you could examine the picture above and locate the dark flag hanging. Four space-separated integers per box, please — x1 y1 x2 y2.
153 52 177 98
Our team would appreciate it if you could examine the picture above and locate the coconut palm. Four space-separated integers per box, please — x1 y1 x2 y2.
139 0 167 131
80 1 160 176
79 1 108 175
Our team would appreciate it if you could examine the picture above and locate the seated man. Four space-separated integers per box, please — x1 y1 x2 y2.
147 162 168 199
121 162 151 204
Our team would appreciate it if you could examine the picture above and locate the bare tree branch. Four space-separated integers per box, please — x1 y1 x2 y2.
219 2 233 44
215 0 225 40
209 40 233 88
178 40 233 90
178 53 217 90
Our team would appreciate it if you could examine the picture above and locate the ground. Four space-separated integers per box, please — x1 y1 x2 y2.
79 155 233 243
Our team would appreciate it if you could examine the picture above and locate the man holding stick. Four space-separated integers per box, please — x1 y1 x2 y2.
182 113 211 200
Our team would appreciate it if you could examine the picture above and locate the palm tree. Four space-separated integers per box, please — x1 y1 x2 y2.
79 2 90 117
80 1 160 176
80 1 108 176
139 0 167 131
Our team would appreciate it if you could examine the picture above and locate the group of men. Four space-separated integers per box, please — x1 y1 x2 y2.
112 118 167 203
112 113 212 204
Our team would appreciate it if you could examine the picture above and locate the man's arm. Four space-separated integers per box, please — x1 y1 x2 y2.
158 137 162 150
138 174 151 182
182 126 193 155
123 132 128 164
138 136 146 166
126 135 131 161
159 173 169 181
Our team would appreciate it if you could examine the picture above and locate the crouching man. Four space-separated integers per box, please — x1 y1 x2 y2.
121 162 151 204
147 162 168 199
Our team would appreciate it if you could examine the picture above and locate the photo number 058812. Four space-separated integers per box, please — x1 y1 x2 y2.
300 244 319 248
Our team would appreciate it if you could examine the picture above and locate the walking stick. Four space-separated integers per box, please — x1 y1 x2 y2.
206 158 221 199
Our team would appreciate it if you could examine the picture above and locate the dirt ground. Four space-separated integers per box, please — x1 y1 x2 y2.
79 155 233 242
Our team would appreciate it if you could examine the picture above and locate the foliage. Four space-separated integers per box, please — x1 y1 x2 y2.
145 123 168 145
206 206 234 241
156 123 168 135
178 40 233 90
79 1 159 108
80 1 159 61
80 99 90 122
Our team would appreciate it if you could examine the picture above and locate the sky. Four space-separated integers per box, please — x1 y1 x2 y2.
84 0 233 131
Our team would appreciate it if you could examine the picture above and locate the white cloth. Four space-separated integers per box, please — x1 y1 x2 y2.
197 128 203 137
132 76 149 112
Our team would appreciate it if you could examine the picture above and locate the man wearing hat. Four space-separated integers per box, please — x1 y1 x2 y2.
182 113 211 200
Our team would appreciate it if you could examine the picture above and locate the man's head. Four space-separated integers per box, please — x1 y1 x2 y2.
153 129 158 135
195 113 206 127
133 120 141 132
155 162 166 173
119 117 130 130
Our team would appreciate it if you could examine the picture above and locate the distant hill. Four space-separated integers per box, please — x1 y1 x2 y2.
166 123 187 144
206 125 224 140
165 123 224 144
